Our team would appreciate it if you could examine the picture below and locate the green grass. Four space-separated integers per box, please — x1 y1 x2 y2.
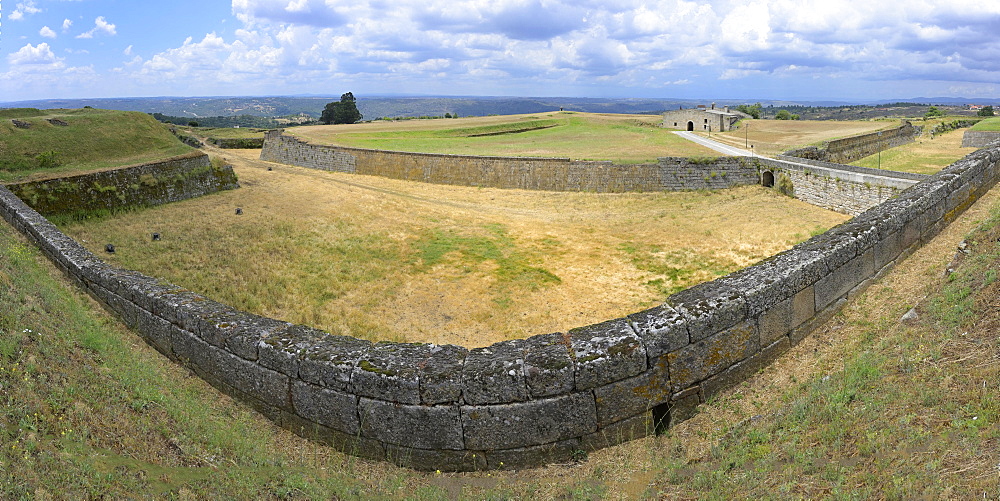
970 117 1000 131
0 218 441 499
296 113 713 163
617 241 739 297
0 108 194 182
176 126 269 140
416 223 561 307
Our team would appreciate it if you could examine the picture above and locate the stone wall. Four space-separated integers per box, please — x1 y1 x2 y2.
785 122 920 164
962 130 1000 148
1 144 997 471
757 156 926 215
4 151 239 217
261 130 762 192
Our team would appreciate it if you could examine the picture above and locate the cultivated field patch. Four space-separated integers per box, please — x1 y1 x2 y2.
60 148 848 347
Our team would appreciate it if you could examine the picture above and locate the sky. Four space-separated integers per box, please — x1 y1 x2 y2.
1 0 999 103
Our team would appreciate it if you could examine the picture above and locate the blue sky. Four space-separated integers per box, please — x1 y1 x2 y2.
2 0 999 103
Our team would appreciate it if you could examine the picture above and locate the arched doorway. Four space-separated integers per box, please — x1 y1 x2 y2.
761 171 775 187
687 121 694 131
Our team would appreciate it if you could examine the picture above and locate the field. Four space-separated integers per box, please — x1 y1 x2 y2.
4 174 999 498
971 117 1000 131
0 108 194 182
851 127 978 175
60 148 847 347
703 118 895 157
291 112 717 163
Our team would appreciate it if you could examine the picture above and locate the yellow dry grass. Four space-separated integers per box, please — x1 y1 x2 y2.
708 119 896 157
61 148 848 347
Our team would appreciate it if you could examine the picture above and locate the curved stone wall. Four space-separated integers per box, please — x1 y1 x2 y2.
1 144 998 471
4 151 239 217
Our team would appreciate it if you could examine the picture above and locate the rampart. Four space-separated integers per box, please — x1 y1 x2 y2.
4 151 239 217
785 121 920 164
759 156 926 215
963 130 1000 148
2 137 998 471
260 130 762 192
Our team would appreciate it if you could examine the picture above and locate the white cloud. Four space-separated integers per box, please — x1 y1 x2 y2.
39 26 58 39
63 19 74 31
77 16 118 39
124 45 134 56
7 42 63 67
9 1 43 21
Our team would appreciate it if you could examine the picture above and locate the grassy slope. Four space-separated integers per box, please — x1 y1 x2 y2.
292 112 715 163
0 108 194 182
971 117 1000 131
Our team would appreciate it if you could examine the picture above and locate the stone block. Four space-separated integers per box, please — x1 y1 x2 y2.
814 249 875 311
135 307 177 357
461 340 529 405
669 391 702 425
484 438 582 470
419 344 467 405
757 285 813 346
461 392 597 450
521 332 574 398
299 335 372 392
666 320 758 389
569 318 646 390
792 297 846 345
702 337 789 399
581 412 654 451
627 304 689 360
258 324 328 377
593 356 670 426
667 281 746 342
224 316 292 362
290 380 360 435
384 445 485 472
359 398 464 450
280 411 385 462
874 230 904 270
352 342 429 405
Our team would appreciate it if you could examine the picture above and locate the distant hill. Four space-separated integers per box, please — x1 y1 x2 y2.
2 96 756 120
4 95 994 123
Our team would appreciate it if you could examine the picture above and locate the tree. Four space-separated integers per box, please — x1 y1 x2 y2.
978 106 995 117
321 92 363 124
736 102 762 119
924 106 945 118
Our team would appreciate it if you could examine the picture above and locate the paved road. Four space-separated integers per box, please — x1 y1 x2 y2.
673 131 755 156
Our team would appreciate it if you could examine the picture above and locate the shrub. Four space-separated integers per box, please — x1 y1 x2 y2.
35 150 61 169
775 173 795 197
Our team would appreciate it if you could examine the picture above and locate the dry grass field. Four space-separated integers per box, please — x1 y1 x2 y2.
707 119 896 157
60 148 848 347
852 127 978 175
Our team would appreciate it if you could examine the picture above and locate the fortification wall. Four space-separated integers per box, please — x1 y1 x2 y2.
261 130 763 192
786 122 920 164
3 136 998 471
963 131 1000 148
4 151 239 217
757 157 925 215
